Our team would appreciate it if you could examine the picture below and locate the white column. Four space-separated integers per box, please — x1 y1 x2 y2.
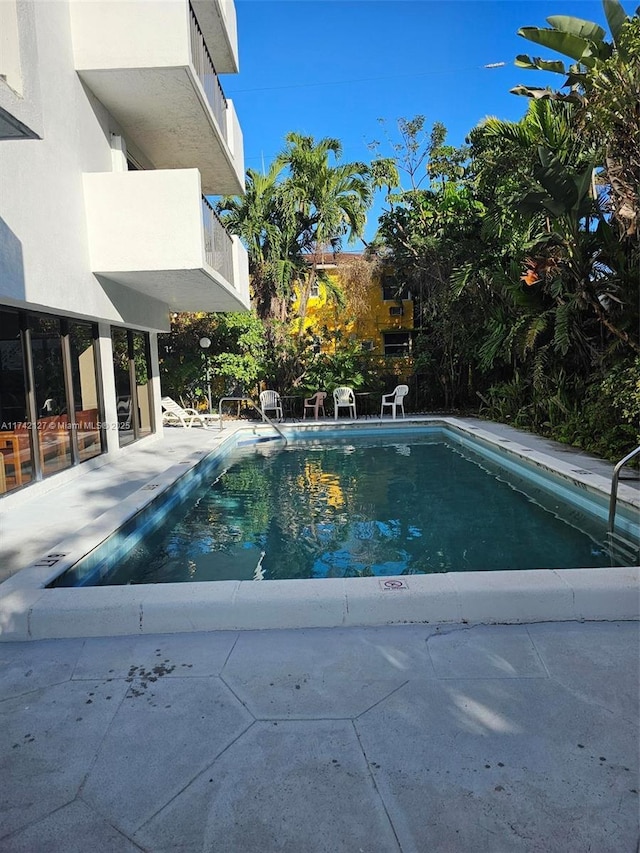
148 331 163 433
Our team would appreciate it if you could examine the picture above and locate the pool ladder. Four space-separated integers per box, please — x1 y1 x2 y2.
607 445 640 565
217 397 288 445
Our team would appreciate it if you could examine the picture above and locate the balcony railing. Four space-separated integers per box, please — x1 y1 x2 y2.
189 3 228 135
202 196 234 285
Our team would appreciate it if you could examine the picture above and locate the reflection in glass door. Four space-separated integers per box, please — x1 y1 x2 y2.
0 307 107 496
0 309 33 493
133 331 153 438
30 316 72 478
112 328 135 447
69 322 103 461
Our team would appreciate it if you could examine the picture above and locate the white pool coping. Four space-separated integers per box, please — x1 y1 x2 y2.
1 417 638 641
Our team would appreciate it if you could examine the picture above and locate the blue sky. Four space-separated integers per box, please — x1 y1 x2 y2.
224 0 607 242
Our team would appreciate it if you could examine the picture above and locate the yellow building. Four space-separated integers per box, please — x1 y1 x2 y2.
291 254 414 367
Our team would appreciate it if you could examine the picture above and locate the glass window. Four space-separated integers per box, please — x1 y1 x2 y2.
112 328 154 446
383 332 411 356
381 273 411 302
30 315 72 478
69 322 103 461
133 331 153 438
0 309 33 492
112 328 135 447
0 306 107 496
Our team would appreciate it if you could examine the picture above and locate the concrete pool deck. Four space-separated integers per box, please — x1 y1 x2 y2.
0 417 639 641
0 620 638 851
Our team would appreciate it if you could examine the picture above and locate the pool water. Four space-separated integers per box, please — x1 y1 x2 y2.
77 436 616 585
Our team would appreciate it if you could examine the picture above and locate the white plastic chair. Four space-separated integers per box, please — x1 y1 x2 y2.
259 389 283 421
161 396 219 428
303 391 326 420
333 386 356 420
380 385 409 419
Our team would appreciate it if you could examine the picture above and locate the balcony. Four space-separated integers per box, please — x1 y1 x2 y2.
191 0 239 73
83 169 250 312
70 0 244 195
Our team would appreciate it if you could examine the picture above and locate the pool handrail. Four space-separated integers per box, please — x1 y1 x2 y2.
608 445 640 532
217 397 288 445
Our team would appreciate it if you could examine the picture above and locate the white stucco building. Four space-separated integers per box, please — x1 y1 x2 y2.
0 0 249 500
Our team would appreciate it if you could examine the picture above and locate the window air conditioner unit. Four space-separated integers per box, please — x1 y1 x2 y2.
389 305 403 317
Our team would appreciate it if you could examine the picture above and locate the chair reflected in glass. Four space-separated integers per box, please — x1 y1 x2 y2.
380 384 409 419
303 391 326 420
333 386 356 420
259 390 283 421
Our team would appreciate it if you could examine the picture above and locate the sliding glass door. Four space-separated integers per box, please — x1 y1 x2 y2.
112 328 154 448
0 307 106 495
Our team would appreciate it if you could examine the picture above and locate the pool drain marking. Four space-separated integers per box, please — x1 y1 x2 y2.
34 553 68 568
379 579 409 591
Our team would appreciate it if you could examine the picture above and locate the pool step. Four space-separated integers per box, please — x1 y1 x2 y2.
607 531 640 566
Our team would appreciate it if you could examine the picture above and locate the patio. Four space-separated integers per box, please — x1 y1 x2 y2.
0 620 638 851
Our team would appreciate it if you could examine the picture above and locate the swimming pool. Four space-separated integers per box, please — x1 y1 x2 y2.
51 425 637 587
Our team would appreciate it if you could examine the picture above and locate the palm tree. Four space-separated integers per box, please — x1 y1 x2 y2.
278 133 373 254
276 133 376 328
218 163 303 323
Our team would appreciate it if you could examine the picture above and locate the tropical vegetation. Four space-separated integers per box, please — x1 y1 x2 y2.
160 0 639 461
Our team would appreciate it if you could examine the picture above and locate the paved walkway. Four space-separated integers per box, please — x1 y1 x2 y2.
0 428 229 582
1 620 638 852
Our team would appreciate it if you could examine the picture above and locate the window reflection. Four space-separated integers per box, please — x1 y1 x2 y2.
0 306 155 496
112 328 134 448
112 328 154 446
30 315 72 477
133 331 153 438
69 322 103 461
0 309 33 493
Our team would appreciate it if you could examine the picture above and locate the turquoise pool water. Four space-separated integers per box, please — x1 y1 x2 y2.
55 433 620 586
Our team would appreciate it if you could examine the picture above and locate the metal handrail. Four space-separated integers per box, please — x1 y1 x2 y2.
202 196 234 285
217 397 288 445
188 3 227 133
608 445 640 532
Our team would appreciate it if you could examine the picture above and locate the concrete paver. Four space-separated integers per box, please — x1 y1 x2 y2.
0 621 637 852
81 676 253 835
356 671 638 852
135 720 402 853
0 638 85 701
221 625 435 720
72 631 238 681
0 678 129 839
426 624 548 680
0 800 141 853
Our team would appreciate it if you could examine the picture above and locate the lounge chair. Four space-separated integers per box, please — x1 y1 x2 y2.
380 384 409 419
303 391 326 420
161 396 219 428
333 386 356 420
259 390 283 421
